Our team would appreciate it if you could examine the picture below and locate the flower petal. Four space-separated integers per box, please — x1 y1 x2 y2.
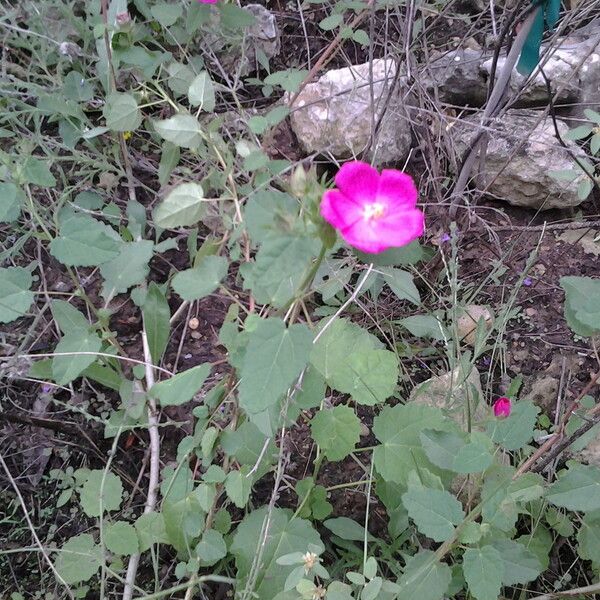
340 219 391 253
334 161 379 203
375 209 425 248
320 189 364 230
377 170 418 210
342 208 424 253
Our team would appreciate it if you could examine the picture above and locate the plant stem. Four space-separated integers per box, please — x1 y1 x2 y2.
122 328 160 600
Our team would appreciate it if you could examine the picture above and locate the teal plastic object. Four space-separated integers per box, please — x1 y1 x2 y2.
516 0 561 76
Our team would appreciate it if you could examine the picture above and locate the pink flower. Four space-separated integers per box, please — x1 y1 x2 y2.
493 397 512 418
198 0 217 3
320 161 424 254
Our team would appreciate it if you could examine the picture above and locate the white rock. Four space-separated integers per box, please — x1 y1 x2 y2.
288 59 412 164
428 30 600 113
425 48 488 106
454 111 588 209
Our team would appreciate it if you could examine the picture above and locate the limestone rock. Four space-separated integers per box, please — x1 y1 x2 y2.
456 305 494 346
453 111 588 209
288 59 412 164
409 366 489 430
427 30 600 112
426 48 488 106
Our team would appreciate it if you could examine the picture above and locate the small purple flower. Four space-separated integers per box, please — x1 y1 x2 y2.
440 233 451 243
41 383 52 394
523 277 532 287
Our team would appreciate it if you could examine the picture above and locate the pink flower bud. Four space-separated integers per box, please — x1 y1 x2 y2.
115 11 131 26
493 397 511 418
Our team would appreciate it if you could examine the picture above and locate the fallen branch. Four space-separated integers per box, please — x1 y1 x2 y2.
122 329 161 600
514 371 600 477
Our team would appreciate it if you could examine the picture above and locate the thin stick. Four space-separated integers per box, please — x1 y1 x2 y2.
528 580 600 600
122 329 161 600
514 371 600 476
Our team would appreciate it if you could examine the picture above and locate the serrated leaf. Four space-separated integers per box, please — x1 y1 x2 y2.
457 521 483 544
396 550 451 600
196 529 227 566
188 72 215 111
22 157 56 187
49 214 121 267
104 521 139 555
319 14 343 30
420 429 466 471
172 255 228 301
50 300 90 334
149 363 211 406
163 492 205 554
153 183 207 228
221 420 276 474
151 2 182 26
0 267 34 324
560 276 600 336
241 233 319 308
481 465 519 531
238 318 313 414
0 182 22 223
577 514 600 562
100 240 154 299
243 189 298 241
103 92 141 132
78 470 123 517
487 400 539 450
54 534 102 584
507 472 544 502
402 485 464 542
225 469 253 508
167 61 195 96
52 329 102 385
310 406 361 462
462 546 504 600
143 282 170 364
547 464 600 511
154 114 202 149
231 507 322 600
135 512 169 552
373 403 450 485
452 440 493 474
63 70 95 102
491 538 543 585
310 318 398 406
